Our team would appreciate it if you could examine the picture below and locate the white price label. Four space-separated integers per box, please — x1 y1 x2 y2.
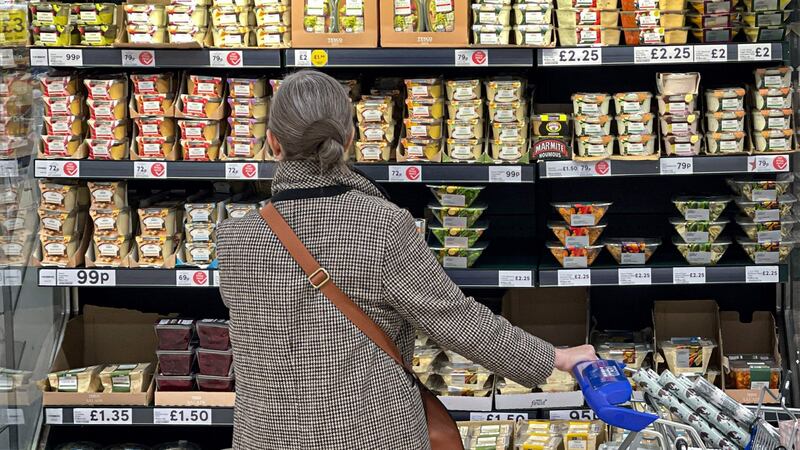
209 50 243 67
738 43 772 61
176 270 210 287
2 409 24 425
56 269 116 286
294 50 312 67
659 157 693 175
550 409 598 420
545 160 611 178
455 49 489 67
618 268 652 285
746 265 779 283
470 412 529 421
34 160 80 178
153 408 212 425
673 267 706 284
48 49 84 67
388 165 422 182
122 50 156 67
134 161 168 179
748 154 789 173
0 49 14 68
30 48 49 66
39 269 57 286
542 48 602 66
557 269 591 286
634 45 693 64
225 162 259 180
45 408 63 425
694 45 727 62
73 408 132 425
488 166 522 183
212 270 220 287
499 270 533 287
2 269 21 287
0 160 18 178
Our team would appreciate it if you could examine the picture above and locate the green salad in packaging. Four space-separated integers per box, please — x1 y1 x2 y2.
430 244 487 268
427 0 456 31
673 195 731 221
673 237 731 265
428 203 487 228
736 216 798 242
670 218 728 243
394 0 423 31
428 185 484 207
430 222 487 248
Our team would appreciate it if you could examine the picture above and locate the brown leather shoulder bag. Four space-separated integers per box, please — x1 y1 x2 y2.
261 202 464 450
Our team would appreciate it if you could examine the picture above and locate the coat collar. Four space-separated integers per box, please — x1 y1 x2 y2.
271 160 388 200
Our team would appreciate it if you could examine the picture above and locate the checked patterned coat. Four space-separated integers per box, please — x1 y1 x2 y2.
217 160 556 450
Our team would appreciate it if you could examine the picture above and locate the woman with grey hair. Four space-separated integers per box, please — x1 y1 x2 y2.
216 70 596 449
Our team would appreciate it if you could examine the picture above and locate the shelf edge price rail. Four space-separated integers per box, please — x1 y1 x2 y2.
541 48 602 66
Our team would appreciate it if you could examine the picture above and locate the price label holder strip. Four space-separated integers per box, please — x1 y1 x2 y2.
543 265 785 286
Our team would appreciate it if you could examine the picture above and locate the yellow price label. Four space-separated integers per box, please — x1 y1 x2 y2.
310 49 328 67
0 8 28 46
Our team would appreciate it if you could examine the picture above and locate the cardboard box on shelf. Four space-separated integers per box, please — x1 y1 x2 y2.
720 311 780 404
291 0 378 48
653 299 724 387
495 288 588 410
41 305 160 406
380 0 469 47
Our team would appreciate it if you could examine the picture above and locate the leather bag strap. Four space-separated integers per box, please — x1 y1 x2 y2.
260 202 411 372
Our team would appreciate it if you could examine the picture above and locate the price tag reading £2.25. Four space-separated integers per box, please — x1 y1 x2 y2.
746 265 779 283
557 269 591 287
498 270 532 287
672 267 706 284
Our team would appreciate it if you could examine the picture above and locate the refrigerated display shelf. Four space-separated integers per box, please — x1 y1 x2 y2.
34 154 790 182
44 406 234 426
27 43 785 69
29 48 282 69
33 160 534 183
538 263 788 286
37 267 536 288
539 154 792 178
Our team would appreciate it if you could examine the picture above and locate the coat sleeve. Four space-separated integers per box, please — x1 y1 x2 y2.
380 208 556 388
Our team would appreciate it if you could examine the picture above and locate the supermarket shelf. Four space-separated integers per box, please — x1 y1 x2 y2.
33 160 535 183
37 267 536 288
538 154 792 178
29 47 282 68
538 263 789 287
538 43 785 67
44 406 234 426
285 48 534 67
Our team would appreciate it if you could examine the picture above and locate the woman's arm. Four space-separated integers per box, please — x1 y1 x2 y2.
381 208 557 388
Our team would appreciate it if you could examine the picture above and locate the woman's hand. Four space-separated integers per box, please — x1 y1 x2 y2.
554 345 598 372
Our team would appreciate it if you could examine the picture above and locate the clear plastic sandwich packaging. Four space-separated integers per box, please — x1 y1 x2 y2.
117 0 212 49
417 344 494 411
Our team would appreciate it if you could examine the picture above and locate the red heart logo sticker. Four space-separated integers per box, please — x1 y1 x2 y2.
471 51 487 65
63 162 78 176
193 271 208 285
226 52 242 66
405 166 420 181
773 155 788 171
139 51 154 66
151 162 165 177
242 163 257 178
595 160 610 175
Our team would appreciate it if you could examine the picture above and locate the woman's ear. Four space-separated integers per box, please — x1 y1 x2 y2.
267 129 282 159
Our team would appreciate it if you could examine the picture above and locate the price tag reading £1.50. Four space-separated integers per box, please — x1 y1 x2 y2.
153 408 212 425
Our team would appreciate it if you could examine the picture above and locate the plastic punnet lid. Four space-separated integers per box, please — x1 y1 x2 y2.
152 441 202 450
735 194 797 206
603 237 662 246
672 195 732 203
660 336 716 348
672 236 732 245
736 235 798 245
547 220 608 229
546 241 604 249
155 318 195 329
551 201 613 208
669 217 729 225
156 348 196 356
196 373 235 381
196 319 229 328
428 221 489 231
196 347 233 356
736 215 799 225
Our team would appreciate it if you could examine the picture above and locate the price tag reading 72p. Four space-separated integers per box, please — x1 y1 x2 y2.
34 160 80 178
226 162 258 180
134 161 167 179
388 165 422 182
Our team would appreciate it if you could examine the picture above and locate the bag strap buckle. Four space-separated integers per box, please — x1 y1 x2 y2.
308 267 331 289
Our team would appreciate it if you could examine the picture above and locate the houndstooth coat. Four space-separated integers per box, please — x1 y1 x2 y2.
217 160 556 450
